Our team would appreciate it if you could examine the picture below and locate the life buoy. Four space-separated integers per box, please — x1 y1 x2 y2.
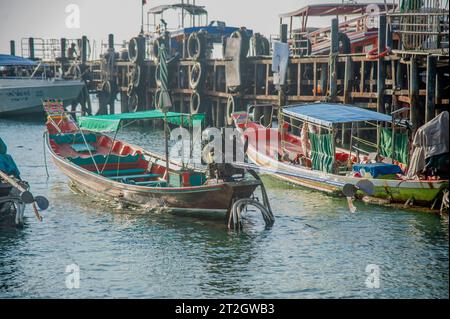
187 31 206 60
189 91 202 114
189 62 203 90
366 47 391 60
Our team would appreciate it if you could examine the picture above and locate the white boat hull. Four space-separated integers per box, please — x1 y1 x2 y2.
0 78 84 116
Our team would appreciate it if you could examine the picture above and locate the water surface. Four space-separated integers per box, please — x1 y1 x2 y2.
0 116 448 298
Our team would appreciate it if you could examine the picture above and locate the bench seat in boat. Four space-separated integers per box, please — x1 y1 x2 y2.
70 143 96 153
108 173 162 182
69 153 142 166
50 133 97 144
132 180 168 187
100 168 146 177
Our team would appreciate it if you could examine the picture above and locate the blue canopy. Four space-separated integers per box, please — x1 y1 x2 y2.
283 103 392 128
0 54 38 66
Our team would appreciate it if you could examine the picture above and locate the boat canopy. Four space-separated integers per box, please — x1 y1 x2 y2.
78 110 205 132
0 54 38 66
282 103 392 128
148 3 207 15
279 3 393 18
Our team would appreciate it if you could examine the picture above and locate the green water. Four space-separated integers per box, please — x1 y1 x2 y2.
0 117 448 298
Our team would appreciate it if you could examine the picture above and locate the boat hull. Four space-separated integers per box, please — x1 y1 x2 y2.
245 136 447 206
46 138 260 215
0 79 84 116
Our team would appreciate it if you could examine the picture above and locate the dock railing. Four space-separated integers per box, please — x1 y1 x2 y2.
388 2 449 53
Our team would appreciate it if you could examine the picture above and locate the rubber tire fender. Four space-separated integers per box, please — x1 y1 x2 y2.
226 95 236 126
187 31 206 60
189 91 202 114
189 62 203 90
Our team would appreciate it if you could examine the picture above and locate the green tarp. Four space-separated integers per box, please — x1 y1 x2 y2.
380 128 410 165
309 133 334 173
78 110 205 132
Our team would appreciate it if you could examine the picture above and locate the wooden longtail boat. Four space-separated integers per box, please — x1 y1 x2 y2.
234 103 448 208
44 106 267 219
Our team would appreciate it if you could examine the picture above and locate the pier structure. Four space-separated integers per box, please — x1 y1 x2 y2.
9 3 449 131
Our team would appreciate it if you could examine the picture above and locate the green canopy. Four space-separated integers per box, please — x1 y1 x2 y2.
78 110 204 132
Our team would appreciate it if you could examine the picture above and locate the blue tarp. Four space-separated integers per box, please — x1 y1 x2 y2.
352 163 403 178
283 103 392 128
0 54 38 66
0 137 20 178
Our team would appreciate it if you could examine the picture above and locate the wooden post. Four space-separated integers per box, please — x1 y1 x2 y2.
10 40 15 56
409 56 419 133
329 18 339 100
280 24 288 44
28 37 35 60
60 38 66 59
425 55 437 122
377 15 386 114
108 34 114 50
343 56 353 104
81 35 88 63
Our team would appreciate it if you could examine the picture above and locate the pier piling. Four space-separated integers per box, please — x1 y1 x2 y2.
9 40 15 56
425 55 437 122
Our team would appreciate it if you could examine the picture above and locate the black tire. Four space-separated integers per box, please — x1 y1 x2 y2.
226 95 236 126
128 93 139 112
127 83 135 97
189 91 202 114
187 32 206 60
152 36 164 59
153 88 161 109
189 62 203 90
231 30 249 59
338 32 351 54
130 65 141 88
128 37 144 63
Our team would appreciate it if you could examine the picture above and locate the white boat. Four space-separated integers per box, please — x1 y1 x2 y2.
0 54 85 116
0 78 84 116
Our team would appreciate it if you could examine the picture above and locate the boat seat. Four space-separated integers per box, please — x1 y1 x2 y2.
109 173 161 181
132 180 168 187
100 168 146 177
69 153 142 166
70 143 96 153
50 133 97 145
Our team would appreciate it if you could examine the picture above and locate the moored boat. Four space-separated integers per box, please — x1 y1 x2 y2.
234 103 449 208
44 101 274 226
0 54 85 116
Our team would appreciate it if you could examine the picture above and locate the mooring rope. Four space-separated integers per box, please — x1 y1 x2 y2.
42 132 50 178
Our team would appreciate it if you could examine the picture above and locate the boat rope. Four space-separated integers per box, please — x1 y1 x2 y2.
100 123 121 174
42 132 50 178
78 128 100 174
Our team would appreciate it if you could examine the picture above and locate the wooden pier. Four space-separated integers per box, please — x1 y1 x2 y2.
9 10 449 131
